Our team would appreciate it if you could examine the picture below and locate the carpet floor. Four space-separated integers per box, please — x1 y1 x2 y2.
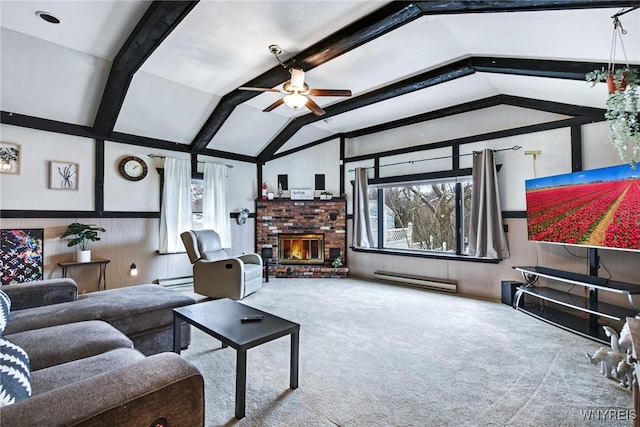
180 277 633 427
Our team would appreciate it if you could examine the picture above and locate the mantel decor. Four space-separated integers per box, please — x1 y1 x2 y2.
585 12 640 167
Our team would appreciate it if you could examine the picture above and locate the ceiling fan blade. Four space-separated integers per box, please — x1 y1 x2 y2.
263 98 285 112
308 89 352 97
239 87 282 93
305 98 326 116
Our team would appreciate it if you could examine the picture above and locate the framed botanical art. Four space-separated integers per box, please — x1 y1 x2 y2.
0 228 44 285
50 161 79 190
0 142 21 174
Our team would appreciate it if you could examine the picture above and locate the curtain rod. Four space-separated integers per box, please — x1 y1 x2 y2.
347 145 522 172
147 154 233 168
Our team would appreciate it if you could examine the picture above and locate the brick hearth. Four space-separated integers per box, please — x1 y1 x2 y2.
255 198 347 278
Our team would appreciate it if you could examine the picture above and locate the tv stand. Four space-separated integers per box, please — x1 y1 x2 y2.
512 265 640 345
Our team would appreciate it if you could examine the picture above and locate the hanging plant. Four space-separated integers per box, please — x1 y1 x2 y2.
585 14 640 167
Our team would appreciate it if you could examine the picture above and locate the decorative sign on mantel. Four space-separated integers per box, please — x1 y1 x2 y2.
290 189 314 200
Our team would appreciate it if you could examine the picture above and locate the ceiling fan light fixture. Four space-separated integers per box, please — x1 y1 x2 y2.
283 92 308 109
290 68 306 91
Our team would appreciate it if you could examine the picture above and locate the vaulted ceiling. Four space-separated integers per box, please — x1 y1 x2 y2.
1 1 639 164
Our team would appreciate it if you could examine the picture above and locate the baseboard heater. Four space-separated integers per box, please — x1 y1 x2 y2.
155 276 193 288
374 271 457 293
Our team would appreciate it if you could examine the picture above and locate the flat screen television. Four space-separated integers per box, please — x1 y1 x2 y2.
525 163 640 252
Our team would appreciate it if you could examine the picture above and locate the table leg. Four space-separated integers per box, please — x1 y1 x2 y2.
290 330 299 389
235 349 247 419
173 316 182 354
61 266 68 278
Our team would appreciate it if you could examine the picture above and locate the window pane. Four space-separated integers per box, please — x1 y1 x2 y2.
381 182 464 253
461 180 473 254
191 180 204 230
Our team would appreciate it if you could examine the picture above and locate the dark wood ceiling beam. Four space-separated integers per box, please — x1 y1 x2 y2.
500 95 606 118
189 2 423 153
92 1 198 137
413 1 638 14
470 57 615 81
257 61 475 163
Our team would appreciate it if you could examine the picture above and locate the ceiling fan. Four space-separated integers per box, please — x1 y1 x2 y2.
239 45 352 116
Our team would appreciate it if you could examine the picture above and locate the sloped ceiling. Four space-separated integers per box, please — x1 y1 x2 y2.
1 1 639 164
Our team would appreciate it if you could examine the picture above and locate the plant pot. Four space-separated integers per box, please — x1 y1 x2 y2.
607 75 627 94
320 195 332 200
76 249 91 263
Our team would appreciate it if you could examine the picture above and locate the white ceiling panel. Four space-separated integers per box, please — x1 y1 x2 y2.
141 1 388 95
1 28 110 126
274 123 334 154
0 0 149 60
436 8 640 63
114 71 220 144
312 73 500 134
209 104 290 157
483 73 611 109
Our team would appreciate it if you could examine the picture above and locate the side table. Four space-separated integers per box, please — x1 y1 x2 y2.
58 258 110 291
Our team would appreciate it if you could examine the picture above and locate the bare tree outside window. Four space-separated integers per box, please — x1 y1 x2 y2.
369 179 472 253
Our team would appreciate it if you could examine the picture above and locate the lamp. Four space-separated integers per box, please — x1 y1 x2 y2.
283 92 307 109
130 263 138 276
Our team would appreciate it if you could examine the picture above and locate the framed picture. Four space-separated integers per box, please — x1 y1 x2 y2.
50 161 79 190
0 142 21 174
0 229 44 285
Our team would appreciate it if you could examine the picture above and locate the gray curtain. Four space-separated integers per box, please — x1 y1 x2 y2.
353 167 374 248
468 149 510 259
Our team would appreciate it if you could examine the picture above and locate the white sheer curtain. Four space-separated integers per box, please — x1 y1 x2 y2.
159 158 192 253
353 167 374 248
202 163 232 248
467 149 510 259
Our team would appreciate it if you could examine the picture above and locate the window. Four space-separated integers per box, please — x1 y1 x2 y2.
191 179 204 230
370 178 472 255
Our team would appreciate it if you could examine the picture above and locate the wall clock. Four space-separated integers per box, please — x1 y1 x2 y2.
118 156 148 181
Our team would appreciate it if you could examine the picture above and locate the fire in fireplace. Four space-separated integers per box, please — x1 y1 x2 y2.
278 233 324 264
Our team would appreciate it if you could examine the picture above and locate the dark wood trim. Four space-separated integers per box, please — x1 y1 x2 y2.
1 111 256 164
369 168 473 186
470 57 612 81
502 211 527 219
500 95 606 119
271 135 340 160
350 246 501 264
257 60 475 162
571 125 583 172
413 0 636 14
92 1 198 137
189 2 423 153
0 210 161 219
95 140 105 215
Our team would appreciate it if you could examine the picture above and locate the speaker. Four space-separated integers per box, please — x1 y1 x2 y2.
501 281 522 308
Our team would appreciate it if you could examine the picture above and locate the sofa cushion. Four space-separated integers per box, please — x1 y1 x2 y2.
0 289 10 335
5 321 133 371
4 284 195 337
0 337 31 407
31 347 145 396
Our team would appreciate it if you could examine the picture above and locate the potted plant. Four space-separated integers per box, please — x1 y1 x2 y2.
320 191 333 200
586 67 640 166
59 222 105 262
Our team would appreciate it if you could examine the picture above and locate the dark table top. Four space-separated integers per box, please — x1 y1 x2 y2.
174 298 299 350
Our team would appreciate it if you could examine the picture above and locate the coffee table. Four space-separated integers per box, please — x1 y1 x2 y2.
173 298 300 419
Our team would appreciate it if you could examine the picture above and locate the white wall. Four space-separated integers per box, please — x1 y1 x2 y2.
0 124 257 292
344 107 640 302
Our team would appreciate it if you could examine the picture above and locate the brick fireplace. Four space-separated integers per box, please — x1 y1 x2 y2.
255 198 348 278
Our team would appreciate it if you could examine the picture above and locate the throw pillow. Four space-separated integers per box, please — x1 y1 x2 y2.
0 337 31 407
0 289 10 335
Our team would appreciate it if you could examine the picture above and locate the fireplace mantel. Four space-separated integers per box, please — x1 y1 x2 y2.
255 198 347 277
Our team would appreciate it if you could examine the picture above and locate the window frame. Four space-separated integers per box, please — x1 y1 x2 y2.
352 169 499 264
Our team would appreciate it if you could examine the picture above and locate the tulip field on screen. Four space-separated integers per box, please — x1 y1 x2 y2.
526 180 640 250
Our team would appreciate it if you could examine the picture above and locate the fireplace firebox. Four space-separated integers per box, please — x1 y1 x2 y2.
278 233 324 264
